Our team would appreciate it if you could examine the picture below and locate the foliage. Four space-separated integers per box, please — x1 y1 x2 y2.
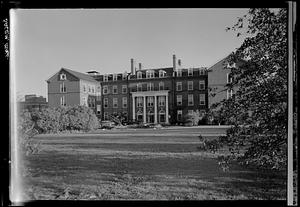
110 112 128 125
209 8 287 170
185 110 207 126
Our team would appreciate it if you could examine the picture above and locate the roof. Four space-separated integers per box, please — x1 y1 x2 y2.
47 67 98 83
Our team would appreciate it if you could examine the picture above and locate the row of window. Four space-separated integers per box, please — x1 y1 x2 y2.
103 85 127 95
104 97 128 108
176 80 205 91
177 94 206 106
176 68 206 77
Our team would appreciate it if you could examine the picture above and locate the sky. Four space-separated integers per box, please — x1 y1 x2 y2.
11 8 249 100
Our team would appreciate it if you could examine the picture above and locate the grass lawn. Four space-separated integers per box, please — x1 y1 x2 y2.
22 127 286 200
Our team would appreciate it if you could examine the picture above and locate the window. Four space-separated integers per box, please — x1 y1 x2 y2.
96 92 101 101
159 70 165 78
60 96 66 106
113 85 118 94
199 94 205 105
158 96 165 106
104 98 108 108
113 74 118 81
137 83 142 92
104 112 109 120
227 89 233 99
147 96 154 107
137 97 143 107
188 94 194 106
199 80 205 90
177 110 182 121
227 73 233 83
199 69 205 75
146 70 154 79
159 82 164 90
60 82 66 93
177 69 182 77
92 98 95 107
176 95 182 106
103 86 108 94
91 86 95 93
188 68 193 76
122 73 127 80
147 82 154 91
104 75 108 82
188 81 193 90
88 86 91 93
176 82 182 91
122 85 127 94
83 84 86 92
113 98 118 108
122 97 127 108
60 73 66 80
137 71 142 79
97 105 101 114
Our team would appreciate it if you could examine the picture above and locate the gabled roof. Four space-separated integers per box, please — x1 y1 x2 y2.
47 67 98 83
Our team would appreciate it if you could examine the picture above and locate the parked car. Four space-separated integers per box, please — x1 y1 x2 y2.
100 121 115 129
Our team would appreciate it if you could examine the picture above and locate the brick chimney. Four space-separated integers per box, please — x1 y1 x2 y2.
130 58 136 75
173 54 176 71
178 59 181 67
139 63 142 70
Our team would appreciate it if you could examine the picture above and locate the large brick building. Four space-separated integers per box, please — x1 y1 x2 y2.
47 54 234 125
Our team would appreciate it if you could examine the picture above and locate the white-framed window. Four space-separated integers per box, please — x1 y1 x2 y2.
60 96 66 106
91 86 95 94
176 95 182 106
60 82 66 93
113 98 118 108
227 73 233 83
60 73 66 80
199 69 205 75
199 80 205 90
137 97 143 107
122 97 127 108
147 96 154 107
177 110 182 121
227 89 233 99
96 92 101 101
188 68 193 76
146 70 154 79
159 82 164 90
158 96 165 106
82 97 87 106
104 112 109 120
113 74 118 81
88 85 91 93
176 82 182 91
103 86 108 94
104 98 108 108
83 84 86 92
188 94 194 106
104 75 108 82
122 85 127 94
97 105 101 114
159 70 165 78
137 71 143 79
122 73 127 80
199 94 205 105
177 69 182 77
137 83 142 92
147 82 154 91
113 85 118 94
188 81 193 91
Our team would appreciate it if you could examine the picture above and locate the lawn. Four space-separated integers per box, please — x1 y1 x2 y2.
22 127 286 200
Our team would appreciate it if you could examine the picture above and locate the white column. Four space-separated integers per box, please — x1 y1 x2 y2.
154 95 157 124
143 96 147 123
132 96 136 121
165 94 169 124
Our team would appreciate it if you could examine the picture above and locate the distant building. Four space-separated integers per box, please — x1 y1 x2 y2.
18 94 48 112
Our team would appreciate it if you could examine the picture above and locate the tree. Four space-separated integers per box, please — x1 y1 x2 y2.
209 9 287 170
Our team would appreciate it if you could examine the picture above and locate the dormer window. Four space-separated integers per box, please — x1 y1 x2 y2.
146 70 154 79
177 69 182 77
188 68 193 76
104 75 108 82
159 70 165 78
113 74 118 81
122 72 127 80
60 73 66 80
137 71 142 79
199 68 205 75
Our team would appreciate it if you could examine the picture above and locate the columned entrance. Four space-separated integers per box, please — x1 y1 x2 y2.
131 90 169 124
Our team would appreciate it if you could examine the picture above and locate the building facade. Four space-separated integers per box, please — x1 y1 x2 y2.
18 94 48 112
47 54 238 125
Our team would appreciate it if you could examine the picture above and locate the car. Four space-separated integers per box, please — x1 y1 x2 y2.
100 121 116 129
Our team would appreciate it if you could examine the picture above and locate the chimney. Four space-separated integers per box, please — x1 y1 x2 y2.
178 59 181 67
139 63 142 70
173 54 176 71
130 58 136 75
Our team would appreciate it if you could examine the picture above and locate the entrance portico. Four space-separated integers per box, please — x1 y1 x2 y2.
131 90 169 124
